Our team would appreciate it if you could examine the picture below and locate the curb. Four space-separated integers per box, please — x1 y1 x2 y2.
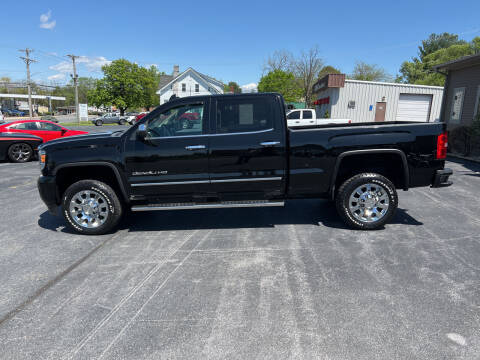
447 153 480 165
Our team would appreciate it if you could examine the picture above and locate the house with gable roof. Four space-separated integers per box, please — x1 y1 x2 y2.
157 65 224 104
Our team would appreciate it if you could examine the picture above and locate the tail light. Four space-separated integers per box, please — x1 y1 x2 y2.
436 132 448 159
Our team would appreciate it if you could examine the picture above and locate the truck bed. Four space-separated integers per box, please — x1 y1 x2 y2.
287 121 447 197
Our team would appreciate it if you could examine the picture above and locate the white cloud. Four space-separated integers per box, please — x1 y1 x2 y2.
241 83 257 93
50 61 71 73
48 56 111 81
47 73 66 81
39 10 56 30
76 56 111 72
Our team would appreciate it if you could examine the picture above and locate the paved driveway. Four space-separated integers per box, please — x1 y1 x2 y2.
0 159 478 359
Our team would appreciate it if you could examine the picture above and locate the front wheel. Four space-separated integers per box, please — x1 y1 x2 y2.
62 180 123 235
335 173 397 230
95 120 103 126
118 119 126 125
8 143 33 163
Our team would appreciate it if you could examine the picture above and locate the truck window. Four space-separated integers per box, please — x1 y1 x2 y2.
216 98 273 134
302 110 313 119
287 111 300 120
146 103 204 138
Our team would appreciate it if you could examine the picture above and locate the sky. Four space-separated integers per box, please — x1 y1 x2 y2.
1 0 480 92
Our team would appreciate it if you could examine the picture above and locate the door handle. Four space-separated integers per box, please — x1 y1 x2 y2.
185 145 206 150
260 141 280 147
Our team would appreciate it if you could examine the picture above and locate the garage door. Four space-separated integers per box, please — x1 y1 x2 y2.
396 94 432 122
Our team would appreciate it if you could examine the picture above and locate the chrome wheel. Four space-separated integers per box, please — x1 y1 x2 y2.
10 143 32 162
348 183 390 223
69 190 109 228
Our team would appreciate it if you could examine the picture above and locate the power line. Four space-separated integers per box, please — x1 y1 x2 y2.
19 48 37 119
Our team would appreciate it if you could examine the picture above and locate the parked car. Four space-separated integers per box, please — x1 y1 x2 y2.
0 132 43 162
134 112 148 123
4 108 26 117
124 112 138 125
0 120 88 143
40 115 59 123
286 109 351 127
92 113 128 126
37 93 452 235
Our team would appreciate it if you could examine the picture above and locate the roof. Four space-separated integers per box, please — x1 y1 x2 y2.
345 79 444 90
433 52 480 71
161 92 281 104
0 94 66 100
158 74 173 89
156 67 224 94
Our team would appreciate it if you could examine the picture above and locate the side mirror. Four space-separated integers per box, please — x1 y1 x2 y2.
137 124 147 139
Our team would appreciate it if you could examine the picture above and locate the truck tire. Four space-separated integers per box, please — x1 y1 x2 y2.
335 173 397 230
62 180 123 235
8 143 33 163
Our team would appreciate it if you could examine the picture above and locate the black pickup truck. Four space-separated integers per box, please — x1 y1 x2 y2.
37 93 452 235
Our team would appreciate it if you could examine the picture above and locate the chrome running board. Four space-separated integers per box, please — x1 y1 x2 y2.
131 200 285 212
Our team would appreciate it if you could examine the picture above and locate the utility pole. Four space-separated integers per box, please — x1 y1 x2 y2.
19 48 37 119
67 54 80 124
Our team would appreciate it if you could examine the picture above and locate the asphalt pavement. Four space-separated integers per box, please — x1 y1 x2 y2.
0 159 478 359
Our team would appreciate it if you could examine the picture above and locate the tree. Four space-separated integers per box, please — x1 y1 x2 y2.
317 65 341 80
350 61 391 82
418 33 465 60
263 50 294 74
139 65 163 110
292 45 324 107
257 70 302 102
88 59 161 114
397 36 479 86
223 81 242 93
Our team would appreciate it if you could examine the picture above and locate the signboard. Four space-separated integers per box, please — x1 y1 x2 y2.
79 104 88 121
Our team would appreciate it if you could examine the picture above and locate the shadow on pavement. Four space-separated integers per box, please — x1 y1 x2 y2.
38 199 423 234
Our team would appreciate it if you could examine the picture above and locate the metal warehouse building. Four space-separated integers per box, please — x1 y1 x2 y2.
312 74 444 122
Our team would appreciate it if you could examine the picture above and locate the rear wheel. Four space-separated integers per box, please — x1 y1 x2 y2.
95 120 103 126
62 180 123 235
119 119 126 125
8 143 33 163
335 173 397 230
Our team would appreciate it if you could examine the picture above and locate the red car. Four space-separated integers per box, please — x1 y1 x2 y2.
0 120 88 143
134 112 148 123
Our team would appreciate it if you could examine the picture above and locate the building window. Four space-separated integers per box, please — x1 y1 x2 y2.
474 85 480 119
195 84 199 93
182 83 186 92
450 87 465 124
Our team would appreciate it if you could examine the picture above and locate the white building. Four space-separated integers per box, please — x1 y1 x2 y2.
312 74 444 122
157 65 224 104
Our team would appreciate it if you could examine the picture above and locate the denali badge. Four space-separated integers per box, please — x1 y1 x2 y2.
132 170 168 176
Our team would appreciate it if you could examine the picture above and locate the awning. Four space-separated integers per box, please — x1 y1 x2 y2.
313 97 329 105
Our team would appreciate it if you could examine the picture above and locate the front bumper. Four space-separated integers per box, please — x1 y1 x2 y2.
431 168 453 188
37 176 59 215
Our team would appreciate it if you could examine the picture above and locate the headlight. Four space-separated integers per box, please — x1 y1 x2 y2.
39 150 46 170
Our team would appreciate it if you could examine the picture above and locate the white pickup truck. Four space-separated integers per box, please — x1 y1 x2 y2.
286 109 351 127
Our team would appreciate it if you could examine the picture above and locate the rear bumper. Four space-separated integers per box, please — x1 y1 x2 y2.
431 168 453 188
37 175 59 215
